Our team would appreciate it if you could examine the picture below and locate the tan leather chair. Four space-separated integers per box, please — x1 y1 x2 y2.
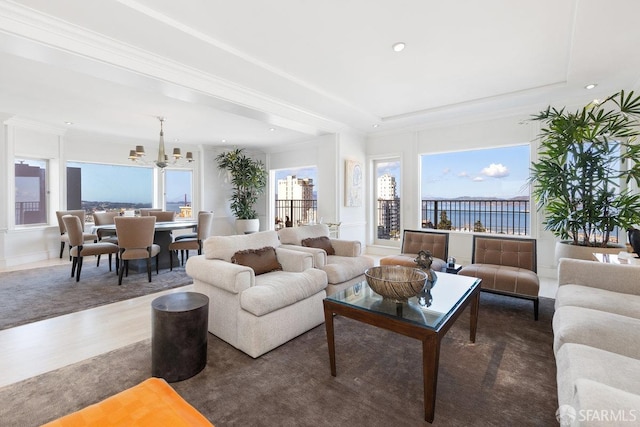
168 212 213 270
139 208 162 216
62 215 119 282
114 216 161 286
174 211 211 242
92 211 119 244
459 235 540 320
379 229 449 271
56 210 98 259
149 211 176 222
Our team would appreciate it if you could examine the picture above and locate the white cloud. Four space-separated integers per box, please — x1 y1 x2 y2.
458 171 469 178
442 168 451 175
472 176 484 182
481 163 509 178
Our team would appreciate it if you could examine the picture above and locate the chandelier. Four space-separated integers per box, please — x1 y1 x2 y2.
128 117 194 168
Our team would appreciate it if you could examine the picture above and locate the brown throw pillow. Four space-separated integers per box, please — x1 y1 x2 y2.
301 236 335 255
231 246 282 275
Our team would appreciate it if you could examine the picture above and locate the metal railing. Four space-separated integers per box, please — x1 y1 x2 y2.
421 199 530 235
15 201 45 225
275 199 318 228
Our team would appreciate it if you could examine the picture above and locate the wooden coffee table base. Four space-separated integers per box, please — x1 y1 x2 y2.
323 286 480 423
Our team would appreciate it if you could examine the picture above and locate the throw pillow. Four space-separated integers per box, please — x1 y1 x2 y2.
301 236 335 255
231 246 283 275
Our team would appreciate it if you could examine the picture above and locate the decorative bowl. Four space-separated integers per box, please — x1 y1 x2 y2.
364 266 428 302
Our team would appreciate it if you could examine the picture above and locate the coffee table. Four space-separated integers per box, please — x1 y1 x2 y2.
323 273 481 423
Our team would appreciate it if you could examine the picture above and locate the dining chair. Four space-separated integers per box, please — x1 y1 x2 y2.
114 216 161 286
56 210 98 259
168 212 214 270
139 208 163 216
149 211 177 222
174 211 211 242
92 211 119 244
62 215 119 282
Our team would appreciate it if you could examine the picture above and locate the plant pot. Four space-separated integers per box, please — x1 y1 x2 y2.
555 240 624 262
235 218 259 235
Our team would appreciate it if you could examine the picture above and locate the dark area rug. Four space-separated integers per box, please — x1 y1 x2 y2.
0 263 192 330
0 293 558 426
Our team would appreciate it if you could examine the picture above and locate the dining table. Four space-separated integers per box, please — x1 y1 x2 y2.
92 220 198 271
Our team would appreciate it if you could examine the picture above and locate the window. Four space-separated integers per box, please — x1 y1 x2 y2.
274 167 318 228
374 158 401 243
420 145 530 235
164 169 193 218
66 162 153 219
15 158 47 225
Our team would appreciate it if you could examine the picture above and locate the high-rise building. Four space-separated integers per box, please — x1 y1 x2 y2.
377 173 400 239
276 175 315 226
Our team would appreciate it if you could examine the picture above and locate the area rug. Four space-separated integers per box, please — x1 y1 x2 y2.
0 293 558 426
0 263 192 330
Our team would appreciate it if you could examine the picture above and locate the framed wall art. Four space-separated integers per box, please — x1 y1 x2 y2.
345 159 363 207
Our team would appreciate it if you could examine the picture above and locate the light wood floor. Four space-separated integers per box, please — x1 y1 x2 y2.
0 256 557 389
0 258 193 388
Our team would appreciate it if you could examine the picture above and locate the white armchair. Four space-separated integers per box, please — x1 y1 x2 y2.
277 224 374 295
185 230 327 358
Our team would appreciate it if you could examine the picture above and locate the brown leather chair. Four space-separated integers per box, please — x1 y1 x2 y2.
149 211 176 222
459 235 540 320
56 210 98 259
114 216 161 285
379 229 449 271
62 215 119 282
168 212 213 270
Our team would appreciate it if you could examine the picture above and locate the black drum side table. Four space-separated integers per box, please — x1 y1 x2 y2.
151 292 209 382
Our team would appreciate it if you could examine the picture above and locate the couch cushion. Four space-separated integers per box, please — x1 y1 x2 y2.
204 230 280 262
458 264 539 297
240 269 327 316
231 246 282 276
556 343 640 407
553 306 640 358
278 224 329 245
571 379 640 426
302 236 335 255
323 255 373 284
555 284 640 319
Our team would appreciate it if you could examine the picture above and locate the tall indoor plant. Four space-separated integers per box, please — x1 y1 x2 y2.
216 148 268 233
529 90 640 257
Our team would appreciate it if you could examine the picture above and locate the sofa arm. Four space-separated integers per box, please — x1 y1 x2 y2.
185 255 253 294
275 247 314 272
280 244 327 268
558 258 640 296
331 239 361 257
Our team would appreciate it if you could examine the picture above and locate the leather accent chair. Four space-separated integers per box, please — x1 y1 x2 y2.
55 210 98 259
169 211 214 270
459 235 540 320
92 211 119 244
62 215 118 282
114 216 161 285
379 229 449 272
149 211 176 222
139 208 162 216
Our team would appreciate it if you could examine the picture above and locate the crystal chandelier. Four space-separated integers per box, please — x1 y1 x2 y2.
128 117 194 168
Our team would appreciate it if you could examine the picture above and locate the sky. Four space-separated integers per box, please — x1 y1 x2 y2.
420 145 530 199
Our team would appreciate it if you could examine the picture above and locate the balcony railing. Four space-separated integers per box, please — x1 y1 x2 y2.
421 199 530 235
275 199 317 229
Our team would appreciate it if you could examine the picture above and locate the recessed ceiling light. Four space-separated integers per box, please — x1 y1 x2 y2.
585 83 597 90
372 124 380 128
269 128 276 132
64 121 73 125
222 139 227 143
392 42 405 52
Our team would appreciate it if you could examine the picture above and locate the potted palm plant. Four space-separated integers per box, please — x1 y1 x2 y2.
216 148 268 234
529 90 640 260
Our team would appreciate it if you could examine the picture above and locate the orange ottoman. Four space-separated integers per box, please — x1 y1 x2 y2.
42 377 213 427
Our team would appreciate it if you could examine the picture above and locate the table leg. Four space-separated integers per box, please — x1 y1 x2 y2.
470 290 480 343
323 303 336 377
422 334 440 423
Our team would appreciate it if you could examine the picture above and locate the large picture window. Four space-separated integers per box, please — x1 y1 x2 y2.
66 162 153 219
274 166 318 229
15 158 48 225
420 145 530 235
374 158 401 244
164 169 194 218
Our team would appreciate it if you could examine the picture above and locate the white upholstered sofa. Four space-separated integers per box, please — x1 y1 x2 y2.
554 258 640 425
277 224 374 295
185 230 328 358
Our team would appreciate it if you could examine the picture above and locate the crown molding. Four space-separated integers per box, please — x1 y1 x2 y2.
0 1 346 135
4 117 67 135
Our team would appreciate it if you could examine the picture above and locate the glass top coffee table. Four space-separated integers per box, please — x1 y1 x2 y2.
323 273 482 423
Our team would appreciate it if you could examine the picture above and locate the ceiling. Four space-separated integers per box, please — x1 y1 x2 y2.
0 0 639 148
